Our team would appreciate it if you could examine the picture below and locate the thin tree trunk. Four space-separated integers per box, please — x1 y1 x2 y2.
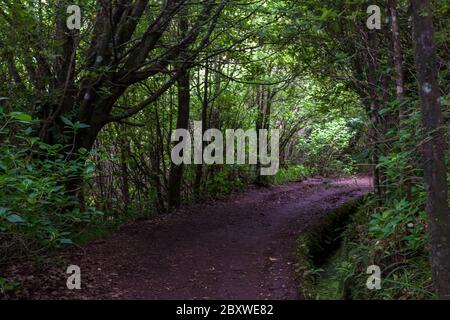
168 8 190 209
411 0 450 300
194 60 209 199
167 69 190 209
118 125 130 212
365 30 383 203
255 85 264 183
154 106 167 212
388 0 406 121
388 0 412 199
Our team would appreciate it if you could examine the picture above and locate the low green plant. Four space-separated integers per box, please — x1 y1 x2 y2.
334 195 434 300
204 166 246 198
0 109 102 266
271 164 309 184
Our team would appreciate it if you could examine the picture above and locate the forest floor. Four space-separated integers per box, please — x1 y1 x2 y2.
3 177 371 300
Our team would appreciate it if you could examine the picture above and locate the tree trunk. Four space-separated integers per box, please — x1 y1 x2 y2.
194 61 210 199
118 125 130 212
388 0 406 121
168 8 190 210
411 0 450 300
388 0 412 199
153 106 167 213
255 85 264 184
168 68 190 209
365 30 383 203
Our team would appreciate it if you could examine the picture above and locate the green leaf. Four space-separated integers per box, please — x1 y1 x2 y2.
75 122 90 129
60 116 73 126
59 238 74 245
6 214 26 223
0 207 10 216
9 112 32 122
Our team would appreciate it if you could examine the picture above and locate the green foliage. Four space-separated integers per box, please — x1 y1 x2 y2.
205 167 246 198
299 118 358 175
0 109 102 265
0 0 447 300
0 276 19 295
333 196 434 300
271 165 309 184
368 199 427 252
297 183 436 300
294 197 364 299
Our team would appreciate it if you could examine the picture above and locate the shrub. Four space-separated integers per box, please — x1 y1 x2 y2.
337 195 434 300
298 118 356 175
0 109 102 266
272 164 309 184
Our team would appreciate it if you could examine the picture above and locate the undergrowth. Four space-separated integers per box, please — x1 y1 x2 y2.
271 165 310 184
294 191 436 300
333 195 435 300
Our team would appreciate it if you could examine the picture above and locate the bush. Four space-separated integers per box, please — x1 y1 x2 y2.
0 109 102 267
298 118 356 175
271 164 309 184
204 166 246 197
335 195 434 300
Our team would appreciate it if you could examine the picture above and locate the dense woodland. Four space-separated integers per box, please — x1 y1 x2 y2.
0 0 448 299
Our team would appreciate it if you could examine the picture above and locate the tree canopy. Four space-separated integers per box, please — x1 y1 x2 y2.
0 0 448 300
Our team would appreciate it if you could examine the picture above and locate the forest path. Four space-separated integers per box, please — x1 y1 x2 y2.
6 177 371 300
68 177 371 300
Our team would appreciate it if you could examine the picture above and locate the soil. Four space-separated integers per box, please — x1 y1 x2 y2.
2 177 371 300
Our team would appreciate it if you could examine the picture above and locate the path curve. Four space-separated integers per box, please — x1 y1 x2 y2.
5 177 372 300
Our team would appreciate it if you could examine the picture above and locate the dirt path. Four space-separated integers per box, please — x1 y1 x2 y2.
5 177 371 300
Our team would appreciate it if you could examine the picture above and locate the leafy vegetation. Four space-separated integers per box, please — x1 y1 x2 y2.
330 196 434 300
0 109 102 266
0 0 448 299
